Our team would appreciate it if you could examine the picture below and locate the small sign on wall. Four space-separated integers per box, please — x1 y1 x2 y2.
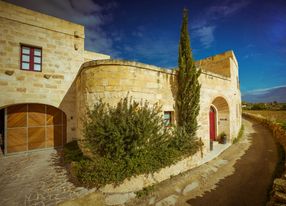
220 118 228 121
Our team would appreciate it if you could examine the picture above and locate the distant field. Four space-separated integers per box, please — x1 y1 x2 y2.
244 110 286 123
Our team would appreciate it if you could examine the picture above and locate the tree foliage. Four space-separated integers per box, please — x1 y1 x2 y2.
177 9 201 138
63 9 202 188
65 97 199 187
83 98 171 160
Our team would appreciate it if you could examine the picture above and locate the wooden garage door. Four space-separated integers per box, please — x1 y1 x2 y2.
6 104 66 153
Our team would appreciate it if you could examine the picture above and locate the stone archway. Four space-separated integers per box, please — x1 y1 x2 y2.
210 97 230 142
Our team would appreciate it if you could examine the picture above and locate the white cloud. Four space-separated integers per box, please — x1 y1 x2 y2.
123 37 178 68
208 0 250 18
131 26 145 38
243 52 261 59
243 85 286 96
69 0 102 14
191 0 250 48
132 31 143 37
193 26 216 48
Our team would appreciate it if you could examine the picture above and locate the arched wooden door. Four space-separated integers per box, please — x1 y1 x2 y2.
5 104 66 154
209 106 216 141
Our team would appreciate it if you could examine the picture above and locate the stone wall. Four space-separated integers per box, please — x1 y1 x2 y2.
84 50 110 62
75 54 241 194
76 60 176 141
195 49 242 143
242 112 286 206
0 0 109 141
76 56 241 154
196 50 238 78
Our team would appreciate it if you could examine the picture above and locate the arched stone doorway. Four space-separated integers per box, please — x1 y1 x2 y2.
209 97 230 144
0 103 67 154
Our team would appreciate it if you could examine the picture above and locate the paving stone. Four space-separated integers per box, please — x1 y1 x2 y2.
29 193 39 201
174 186 182 194
213 159 229 168
27 199 42 205
44 199 57 205
149 196 156 205
182 182 199 195
0 150 91 206
155 195 178 206
33 201 45 206
105 192 136 205
208 165 218 172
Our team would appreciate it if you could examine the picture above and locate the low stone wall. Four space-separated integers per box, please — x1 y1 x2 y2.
242 112 286 205
243 112 286 150
99 143 230 193
100 152 202 193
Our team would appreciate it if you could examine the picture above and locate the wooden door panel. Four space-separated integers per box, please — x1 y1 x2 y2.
28 127 45 150
7 128 27 153
54 126 63 147
63 125 67 144
46 125 63 147
28 104 45 127
46 106 62 125
46 126 54 147
7 104 27 128
6 104 66 154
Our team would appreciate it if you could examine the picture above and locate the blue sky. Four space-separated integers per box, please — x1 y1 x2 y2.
5 0 286 94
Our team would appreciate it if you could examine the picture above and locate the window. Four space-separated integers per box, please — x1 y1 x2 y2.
20 45 42 72
164 111 173 126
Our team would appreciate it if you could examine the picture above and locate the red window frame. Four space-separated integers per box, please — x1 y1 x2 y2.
20 45 42 72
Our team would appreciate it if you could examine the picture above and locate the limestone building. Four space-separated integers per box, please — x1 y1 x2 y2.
0 1 241 156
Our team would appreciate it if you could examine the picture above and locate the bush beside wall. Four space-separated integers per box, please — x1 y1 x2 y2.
64 97 199 188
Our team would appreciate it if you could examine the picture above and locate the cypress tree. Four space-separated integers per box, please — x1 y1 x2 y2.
177 8 201 138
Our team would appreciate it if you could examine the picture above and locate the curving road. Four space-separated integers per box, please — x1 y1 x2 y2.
187 117 280 206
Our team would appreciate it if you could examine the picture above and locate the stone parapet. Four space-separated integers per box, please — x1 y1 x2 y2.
84 50 111 62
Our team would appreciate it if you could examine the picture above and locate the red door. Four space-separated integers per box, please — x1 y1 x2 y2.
209 107 216 141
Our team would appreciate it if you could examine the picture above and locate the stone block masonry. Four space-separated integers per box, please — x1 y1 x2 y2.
0 0 110 142
77 58 241 154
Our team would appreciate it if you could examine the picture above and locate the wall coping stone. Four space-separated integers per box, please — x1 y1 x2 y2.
78 59 231 81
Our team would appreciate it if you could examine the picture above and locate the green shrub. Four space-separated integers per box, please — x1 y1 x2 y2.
280 122 286 130
63 141 86 162
280 104 286 111
250 103 267 110
69 97 199 187
232 125 244 144
83 98 172 160
135 185 155 198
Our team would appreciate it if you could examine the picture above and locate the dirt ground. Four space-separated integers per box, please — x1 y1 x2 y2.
187 117 279 206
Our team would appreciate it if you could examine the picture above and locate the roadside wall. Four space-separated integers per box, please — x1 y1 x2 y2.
242 112 286 206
